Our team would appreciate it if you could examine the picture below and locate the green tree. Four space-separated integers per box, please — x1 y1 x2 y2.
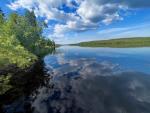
0 9 55 63
25 10 37 27
0 8 5 24
0 9 55 95
0 8 5 34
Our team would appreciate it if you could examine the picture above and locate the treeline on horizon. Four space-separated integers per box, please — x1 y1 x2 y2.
78 37 150 48
0 8 55 68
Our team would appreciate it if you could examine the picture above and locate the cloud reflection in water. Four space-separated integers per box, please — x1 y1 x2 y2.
31 55 150 113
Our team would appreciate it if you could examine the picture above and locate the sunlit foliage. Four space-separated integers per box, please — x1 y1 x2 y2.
0 35 37 68
0 9 55 68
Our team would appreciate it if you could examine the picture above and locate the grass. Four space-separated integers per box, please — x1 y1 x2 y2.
77 37 150 48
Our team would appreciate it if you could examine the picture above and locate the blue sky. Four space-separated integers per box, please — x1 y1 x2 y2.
0 0 150 44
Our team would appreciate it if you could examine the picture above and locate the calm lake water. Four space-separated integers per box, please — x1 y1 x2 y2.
2 46 150 113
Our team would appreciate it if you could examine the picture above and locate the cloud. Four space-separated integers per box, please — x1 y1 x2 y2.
77 1 124 24
7 0 78 22
52 20 98 37
7 0 150 38
98 23 150 39
32 56 150 113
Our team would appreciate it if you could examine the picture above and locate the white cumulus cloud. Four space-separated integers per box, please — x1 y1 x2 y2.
7 0 150 38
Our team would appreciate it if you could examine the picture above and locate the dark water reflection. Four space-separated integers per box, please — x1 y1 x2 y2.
2 46 150 113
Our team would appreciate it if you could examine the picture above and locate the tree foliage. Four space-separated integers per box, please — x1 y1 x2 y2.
0 9 55 68
0 9 55 95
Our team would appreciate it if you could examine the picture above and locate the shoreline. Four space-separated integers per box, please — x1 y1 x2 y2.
0 59 41 95
0 59 45 111
74 37 150 48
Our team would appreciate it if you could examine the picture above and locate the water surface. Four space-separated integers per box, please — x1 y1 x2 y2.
2 46 150 113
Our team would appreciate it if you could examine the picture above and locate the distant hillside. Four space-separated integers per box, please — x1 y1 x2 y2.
76 37 150 48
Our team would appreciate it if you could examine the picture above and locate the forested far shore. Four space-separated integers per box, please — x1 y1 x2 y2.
76 37 150 48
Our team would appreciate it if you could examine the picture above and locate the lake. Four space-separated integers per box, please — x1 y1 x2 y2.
2 46 150 113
